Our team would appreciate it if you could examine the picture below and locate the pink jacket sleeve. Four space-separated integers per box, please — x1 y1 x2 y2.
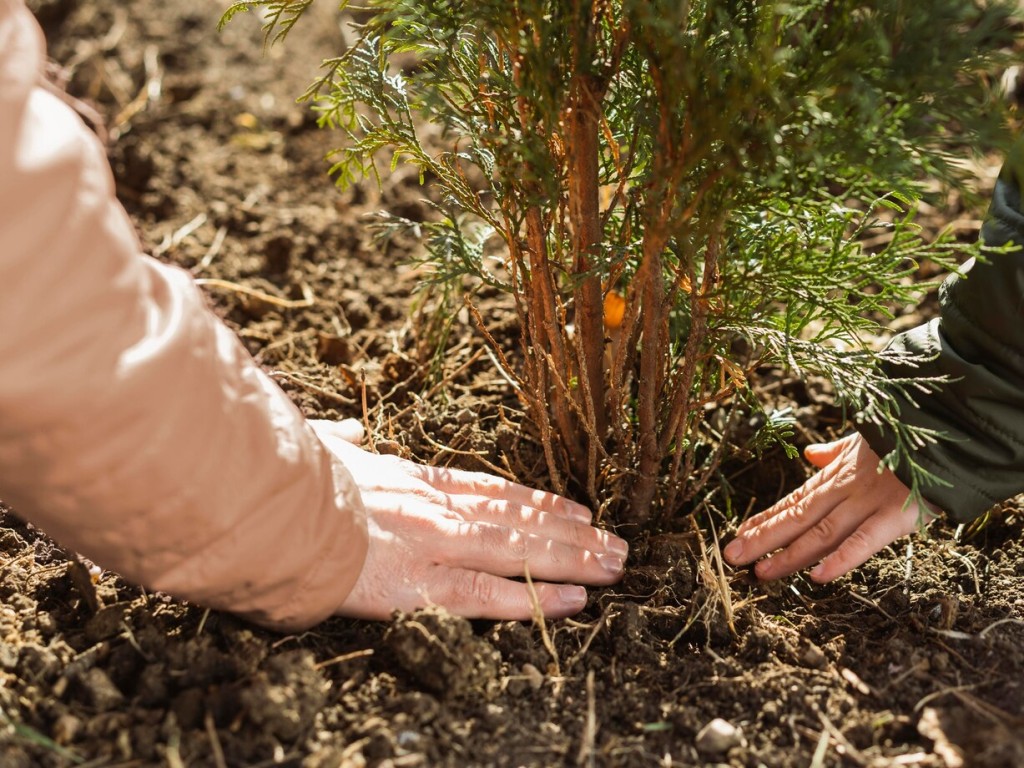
0 0 367 631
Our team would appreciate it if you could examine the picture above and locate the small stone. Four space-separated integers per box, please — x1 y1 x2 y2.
80 668 124 712
34 612 57 636
52 714 81 745
0 643 18 669
695 718 744 755
84 604 126 643
800 642 827 669
521 663 544 691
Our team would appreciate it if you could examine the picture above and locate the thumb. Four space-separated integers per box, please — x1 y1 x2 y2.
803 438 848 469
333 418 366 444
308 418 366 445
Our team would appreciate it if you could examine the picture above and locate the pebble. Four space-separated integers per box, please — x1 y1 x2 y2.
521 663 544 691
52 714 82 745
80 668 125 712
695 718 744 755
800 642 827 669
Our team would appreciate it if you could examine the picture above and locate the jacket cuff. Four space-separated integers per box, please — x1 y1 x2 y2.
855 320 1017 522
857 161 1024 523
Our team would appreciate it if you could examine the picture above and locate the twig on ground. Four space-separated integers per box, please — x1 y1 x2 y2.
944 547 980 595
846 589 897 622
417 427 517 480
903 540 914 593
978 617 1024 639
930 616 1024 642
204 712 227 768
360 372 376 452
268 370 355 405
565 609 609 673
576 669 597 768
165 721 186 768
808 727 830 768
196 608 211 638
705 511 736 634
120 621 151 662
387 346 485 421
812 706 869 766
194 278 315 309
950 689 1024 728
314 649 374 670
154 213 207 257
689 514 736 637
913 683 979 712
113 43 163 134
524 563 560 677
0 552 33 580
194 226 228 273
0 709 84 765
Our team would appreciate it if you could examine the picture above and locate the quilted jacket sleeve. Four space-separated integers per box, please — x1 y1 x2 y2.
0 0 367 631
859 138 1024 523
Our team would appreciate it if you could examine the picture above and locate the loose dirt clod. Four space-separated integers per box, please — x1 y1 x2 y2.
384 607 500 699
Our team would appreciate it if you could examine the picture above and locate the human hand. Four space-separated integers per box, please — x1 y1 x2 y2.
723 433 940 583
309 419 628 620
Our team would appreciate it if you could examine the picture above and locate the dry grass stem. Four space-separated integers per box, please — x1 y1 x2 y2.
565 610 609 672
154 213 207 257
706 513 736 634
204 711 228 768
195 278 315 309
195 225 228 272
576 669 597 768
314 649 375 670
523 563 561 677
267 370 355 405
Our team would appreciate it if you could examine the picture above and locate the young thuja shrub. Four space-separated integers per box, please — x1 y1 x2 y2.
225 0 1016 524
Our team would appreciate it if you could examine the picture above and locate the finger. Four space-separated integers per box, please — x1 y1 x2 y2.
308 418 365 445
803 435 854 469
430 568 590 620
333 418 365 444
727 461 851 565
433 520 625 585
733 436 860 536
406 463 593 523
808 502 928 583
751 497 872 581
447 494 628 556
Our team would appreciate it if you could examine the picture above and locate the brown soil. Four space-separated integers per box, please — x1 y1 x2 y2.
3 2 1023 766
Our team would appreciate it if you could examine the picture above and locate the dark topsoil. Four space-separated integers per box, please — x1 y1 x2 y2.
3 2 1023 766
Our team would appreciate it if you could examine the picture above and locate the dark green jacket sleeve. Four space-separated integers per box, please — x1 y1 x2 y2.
858 140 1024 523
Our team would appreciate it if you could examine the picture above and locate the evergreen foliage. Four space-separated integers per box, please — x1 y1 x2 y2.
226 0 1018 524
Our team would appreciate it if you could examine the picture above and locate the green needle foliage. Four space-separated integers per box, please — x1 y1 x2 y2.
226 0 1017 524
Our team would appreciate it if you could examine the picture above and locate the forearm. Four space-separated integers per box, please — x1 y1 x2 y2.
0 0 367 630
858 140 1024 522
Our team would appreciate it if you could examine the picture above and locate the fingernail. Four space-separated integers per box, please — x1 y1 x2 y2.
605 536 629 557
597 553 624 575
809 564 825 582
723 537 744 563
562 500 592 523
755 558 774 580
558 585 588 609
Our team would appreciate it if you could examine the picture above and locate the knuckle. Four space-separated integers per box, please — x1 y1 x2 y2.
462 470 501 495
462 569 501 609
557 518 585 550
838 528 877 561
780 498 812 527
470 521 528 560
809 514 837 544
